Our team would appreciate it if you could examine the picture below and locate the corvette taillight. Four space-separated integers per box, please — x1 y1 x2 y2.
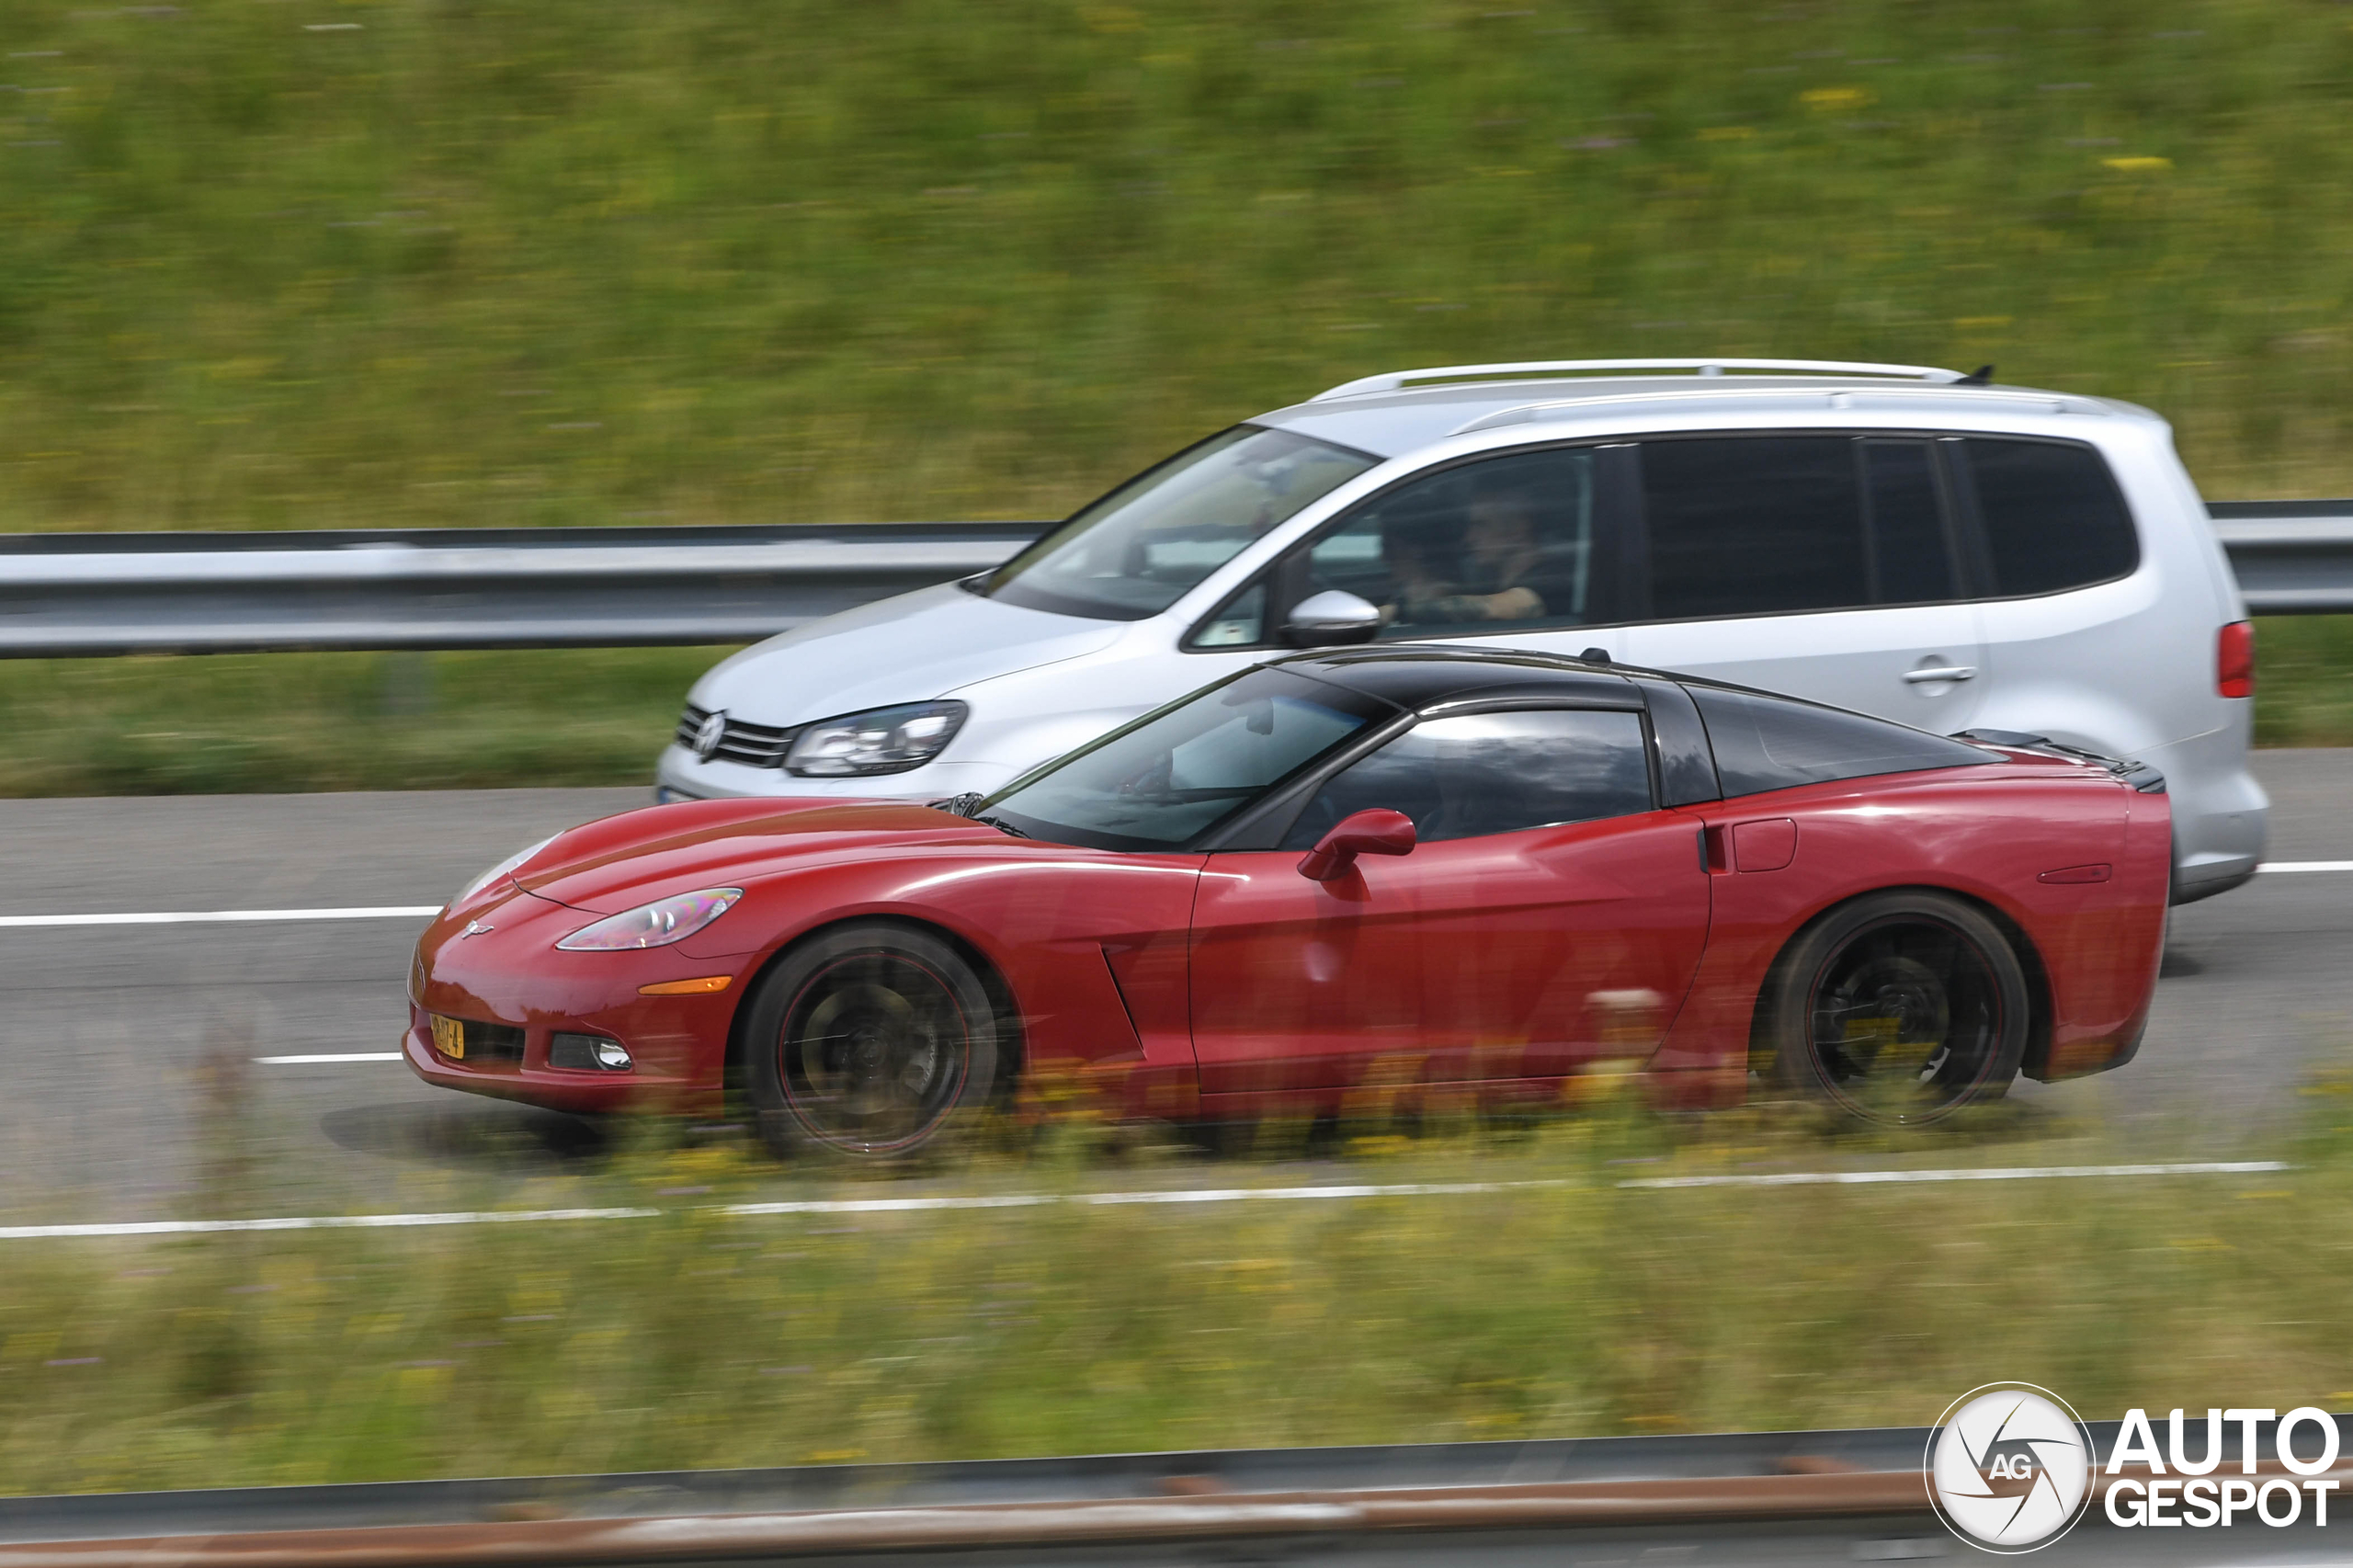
2217 620 2255 699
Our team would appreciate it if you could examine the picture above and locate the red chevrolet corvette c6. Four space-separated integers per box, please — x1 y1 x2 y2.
405 646 2169 1153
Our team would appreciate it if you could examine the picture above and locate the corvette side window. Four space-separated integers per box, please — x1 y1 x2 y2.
1279 709 1652 849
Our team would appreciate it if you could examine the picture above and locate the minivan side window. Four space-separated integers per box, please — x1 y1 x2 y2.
1279 709 1654 849
1688 686 1998 797
1230 447 1601 647
1640 437 1959 620
1963 437 2139 597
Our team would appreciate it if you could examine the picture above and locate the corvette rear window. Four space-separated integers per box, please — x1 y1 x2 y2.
1689 686 1996 798
983 668 1394 851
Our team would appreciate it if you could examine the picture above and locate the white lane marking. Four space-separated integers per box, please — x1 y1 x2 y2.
0 905 439 928
0 1208 657 1240
2256 861 2353 874
725 1195 1056 1216
253 1052 406 1064
1077 1181 1540 1205
721 1181 1550 1218
1619 1160 2289 1189
0 1166 2290 1240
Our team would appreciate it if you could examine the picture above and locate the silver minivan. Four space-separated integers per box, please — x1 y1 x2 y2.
657 358 2266 903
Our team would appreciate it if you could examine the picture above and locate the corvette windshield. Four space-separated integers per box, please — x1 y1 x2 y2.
980 426 1378 621
982 668 1394 850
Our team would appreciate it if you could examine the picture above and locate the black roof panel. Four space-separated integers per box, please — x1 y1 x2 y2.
1274 643 1641 711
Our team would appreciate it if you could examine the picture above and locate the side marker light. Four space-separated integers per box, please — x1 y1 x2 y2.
637 975 734 996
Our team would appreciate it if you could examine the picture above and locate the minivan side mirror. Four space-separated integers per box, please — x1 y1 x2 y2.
1298 807 1417 881
1280 590 1382 649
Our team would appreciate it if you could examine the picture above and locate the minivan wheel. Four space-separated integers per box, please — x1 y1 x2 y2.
744 923 1001 1161
1767 892 2028 1126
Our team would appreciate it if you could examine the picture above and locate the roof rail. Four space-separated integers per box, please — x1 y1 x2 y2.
1309 358 1971 403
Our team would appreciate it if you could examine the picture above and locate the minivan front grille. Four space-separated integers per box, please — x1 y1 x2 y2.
676 704 800 769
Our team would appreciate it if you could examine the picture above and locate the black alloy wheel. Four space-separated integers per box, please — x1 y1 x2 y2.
1768 891 2029 1125
743 923 1003 1160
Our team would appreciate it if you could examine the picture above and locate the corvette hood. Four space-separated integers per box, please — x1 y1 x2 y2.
516 798 1007 914
688 581 1127 727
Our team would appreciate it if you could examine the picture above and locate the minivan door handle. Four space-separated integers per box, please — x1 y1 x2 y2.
1903 665 1978 684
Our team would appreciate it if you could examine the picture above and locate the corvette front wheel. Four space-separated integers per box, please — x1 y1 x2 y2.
1766 891 2029 1126
743 923 1002 1161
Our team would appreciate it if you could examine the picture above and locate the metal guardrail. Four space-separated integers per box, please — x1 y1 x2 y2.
0 504 2344 659
0 523 1049 658
2208 501 2353 614
4 1422 2348 1565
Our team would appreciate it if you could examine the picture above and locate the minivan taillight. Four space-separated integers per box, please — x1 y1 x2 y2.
2217 620 2255 699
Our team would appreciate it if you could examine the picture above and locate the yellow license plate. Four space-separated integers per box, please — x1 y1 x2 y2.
431 1015 465 1060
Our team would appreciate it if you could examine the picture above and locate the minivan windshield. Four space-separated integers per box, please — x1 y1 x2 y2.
980 666 1396 850
980 426 1379 621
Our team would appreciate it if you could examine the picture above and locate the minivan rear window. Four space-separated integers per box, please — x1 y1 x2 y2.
1964 438 2139 597
1689 686 1997 797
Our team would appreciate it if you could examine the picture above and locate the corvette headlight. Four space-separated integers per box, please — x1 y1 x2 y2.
785 701 967 778
555 888 742 951
450 834 558 908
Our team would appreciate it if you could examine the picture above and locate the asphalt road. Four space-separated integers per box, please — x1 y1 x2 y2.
1 755 2347 1221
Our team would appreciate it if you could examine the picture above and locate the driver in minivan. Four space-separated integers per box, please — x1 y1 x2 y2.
1382 475 1574 627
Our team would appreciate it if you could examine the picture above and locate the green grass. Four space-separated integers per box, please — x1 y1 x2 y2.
2256 616 2353 749
0 646 727 795
6 1 2353 537
6 1084 2353 1495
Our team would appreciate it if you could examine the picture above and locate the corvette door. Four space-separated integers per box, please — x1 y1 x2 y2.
1188 707 1712 1097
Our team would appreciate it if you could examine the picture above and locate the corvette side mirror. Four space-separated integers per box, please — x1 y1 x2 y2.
1298 808 1416 881
1280 590 1382 649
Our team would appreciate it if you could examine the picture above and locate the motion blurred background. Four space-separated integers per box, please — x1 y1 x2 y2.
6 2 2353 1501
2 0 2351 794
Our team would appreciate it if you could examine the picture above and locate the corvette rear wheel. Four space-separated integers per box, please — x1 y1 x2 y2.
744 923 1002 1161
1767 892 2029 1126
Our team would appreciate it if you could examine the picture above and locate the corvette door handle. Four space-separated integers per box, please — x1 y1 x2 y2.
1903 665 1978 684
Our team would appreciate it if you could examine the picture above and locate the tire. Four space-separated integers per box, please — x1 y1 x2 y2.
1765 891 2029 1126
742 923 1003 1161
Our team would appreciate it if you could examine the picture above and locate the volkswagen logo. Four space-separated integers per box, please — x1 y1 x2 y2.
1927 1383 2095 1553
692 709 728 762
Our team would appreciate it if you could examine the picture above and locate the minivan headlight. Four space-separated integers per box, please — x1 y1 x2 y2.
785 701 967 777
555 889 742 951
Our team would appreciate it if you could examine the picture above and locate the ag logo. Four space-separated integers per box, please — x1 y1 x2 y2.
1927 1383 2095 1553
692 709 728 762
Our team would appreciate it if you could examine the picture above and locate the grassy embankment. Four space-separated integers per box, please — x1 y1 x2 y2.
3 2 2353 790
5 1085 2352 1495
